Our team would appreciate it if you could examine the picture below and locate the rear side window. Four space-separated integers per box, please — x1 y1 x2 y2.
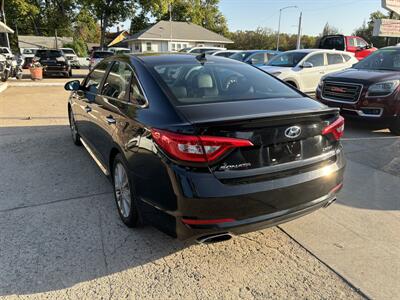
320 37 345 50
93 51 113 59
327 53 344 65
102 61 132 100
305 53 324 67
342 54 352 62
84 61 110 94
249 53 266 65
152 62 300 105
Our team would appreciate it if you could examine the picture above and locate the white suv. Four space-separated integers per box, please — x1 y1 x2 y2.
261 49 358 93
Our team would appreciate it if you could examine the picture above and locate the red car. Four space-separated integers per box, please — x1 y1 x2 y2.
318 35 377 60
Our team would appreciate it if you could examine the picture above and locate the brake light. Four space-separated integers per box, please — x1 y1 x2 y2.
151 129 253 163
322 116 345 141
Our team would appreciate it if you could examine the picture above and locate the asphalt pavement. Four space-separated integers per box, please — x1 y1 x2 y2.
0 81 398 299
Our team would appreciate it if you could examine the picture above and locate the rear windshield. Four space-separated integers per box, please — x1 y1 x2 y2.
268 52 308 67
353 48 400 71
93 51 113 58
36 50 63 58
62 49 75 54
152 62 300 105
230 52 253 62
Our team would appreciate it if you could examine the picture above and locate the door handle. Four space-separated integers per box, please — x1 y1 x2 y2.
106 115 116 125
84 105 91 113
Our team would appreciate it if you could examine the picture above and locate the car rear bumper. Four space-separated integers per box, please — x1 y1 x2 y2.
144 147 345 240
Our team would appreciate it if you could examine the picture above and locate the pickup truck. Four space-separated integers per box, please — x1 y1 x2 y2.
318 35 377 60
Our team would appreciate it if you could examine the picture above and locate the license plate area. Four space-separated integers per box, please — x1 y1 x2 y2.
268 141 302 165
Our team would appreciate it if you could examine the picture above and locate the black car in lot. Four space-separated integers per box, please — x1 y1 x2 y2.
36 49 72 77
65 53 345 242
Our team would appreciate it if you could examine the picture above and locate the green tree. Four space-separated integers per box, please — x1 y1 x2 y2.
321 22 341 36
74 8 101 43
82 0 136 47
353 11 390 48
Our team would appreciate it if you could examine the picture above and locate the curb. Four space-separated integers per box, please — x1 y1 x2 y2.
0 82 8 93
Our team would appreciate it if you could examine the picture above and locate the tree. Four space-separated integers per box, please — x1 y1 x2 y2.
353 11 390 48
321 22 341 36
82 0 136 47
137 0 229 36
74 8 101 43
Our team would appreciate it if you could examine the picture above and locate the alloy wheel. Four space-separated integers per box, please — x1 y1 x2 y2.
114 162 132 218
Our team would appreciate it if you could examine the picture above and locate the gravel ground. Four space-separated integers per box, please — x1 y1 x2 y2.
0 86 363 299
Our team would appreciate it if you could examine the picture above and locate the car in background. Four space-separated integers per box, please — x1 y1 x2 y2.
61 48 80 69
207 50 240 57
318 35 377 60
109 47 131 54
88 50 114 70
0 47 13 59
261 49 358 93
316 46 400 135
230 50 281 67
65 53 345 242
20 48 38 68
179 46 226 54
35 49 72 78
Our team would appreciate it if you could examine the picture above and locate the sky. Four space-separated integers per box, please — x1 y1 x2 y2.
116 0 385 36
219 0 383 35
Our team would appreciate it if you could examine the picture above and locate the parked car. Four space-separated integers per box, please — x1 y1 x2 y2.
35 49 72 78
179 46 226 54
316 46 400 135
207 50 240 57
65 53 345 242
0 47 13 59
109 47 131 54
318 35 377 60
261 49 358 93
61 48 80 69
20 48 38 69
230 50 281 67
89 50 114 70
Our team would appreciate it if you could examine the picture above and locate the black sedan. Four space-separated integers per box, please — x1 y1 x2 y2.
36 49 72 78
65 53 345 243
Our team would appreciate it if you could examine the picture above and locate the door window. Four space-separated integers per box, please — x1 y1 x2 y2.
327 53 344 65
84 61 110 95
102 61 132 100
249 53 266 65
305 53 324 67
130 75 146 105
356 38 368 48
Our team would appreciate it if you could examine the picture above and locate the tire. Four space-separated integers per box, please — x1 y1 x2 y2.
69 110 82 146
389 117 400 135
64 71 71 78
1 70 9 82
112 154 140 228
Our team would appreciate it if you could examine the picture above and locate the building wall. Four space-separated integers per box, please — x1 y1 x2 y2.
128 39 227 53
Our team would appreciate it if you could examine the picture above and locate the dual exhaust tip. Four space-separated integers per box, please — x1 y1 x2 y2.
196 232 232 244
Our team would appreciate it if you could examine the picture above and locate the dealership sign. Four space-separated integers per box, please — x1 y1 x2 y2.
373 19 400 37
382 0 400 14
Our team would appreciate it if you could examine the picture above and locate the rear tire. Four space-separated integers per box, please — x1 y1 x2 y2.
69 110 82 146
389 117 400 135
112 154 140 228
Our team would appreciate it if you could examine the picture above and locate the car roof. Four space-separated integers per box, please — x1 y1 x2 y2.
237 50 280 53
283 49 350 54
130 53 243 65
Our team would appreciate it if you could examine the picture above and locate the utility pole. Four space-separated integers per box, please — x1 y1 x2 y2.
276 6 298 51
169 3 172 51
296 12 302 49
1 0 10 49
55 29 58 49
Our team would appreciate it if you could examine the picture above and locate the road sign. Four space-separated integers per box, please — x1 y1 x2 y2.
382 0 400 15
373 18 400 37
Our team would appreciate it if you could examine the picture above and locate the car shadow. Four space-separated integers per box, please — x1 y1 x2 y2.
0 124 398 296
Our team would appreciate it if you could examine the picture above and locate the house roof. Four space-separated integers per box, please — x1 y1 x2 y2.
18 35 73 49
0 21 14 33
127 21 233 44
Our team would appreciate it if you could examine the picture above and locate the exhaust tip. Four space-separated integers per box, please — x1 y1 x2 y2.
324 198 336 208
196 233 232 244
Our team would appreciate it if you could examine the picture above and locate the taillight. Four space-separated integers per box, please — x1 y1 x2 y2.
322 116 345 141
151 129 253 163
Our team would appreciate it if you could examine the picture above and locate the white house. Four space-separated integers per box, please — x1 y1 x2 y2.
126 20 233 53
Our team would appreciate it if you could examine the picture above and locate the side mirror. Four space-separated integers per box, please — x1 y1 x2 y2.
64 80 80 91
248 58 254 65
301 62 313 68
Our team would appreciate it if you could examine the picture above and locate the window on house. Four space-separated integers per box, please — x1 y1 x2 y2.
146 42 152 51
177 43 182 50
171 43 176 51
135 43 140 51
